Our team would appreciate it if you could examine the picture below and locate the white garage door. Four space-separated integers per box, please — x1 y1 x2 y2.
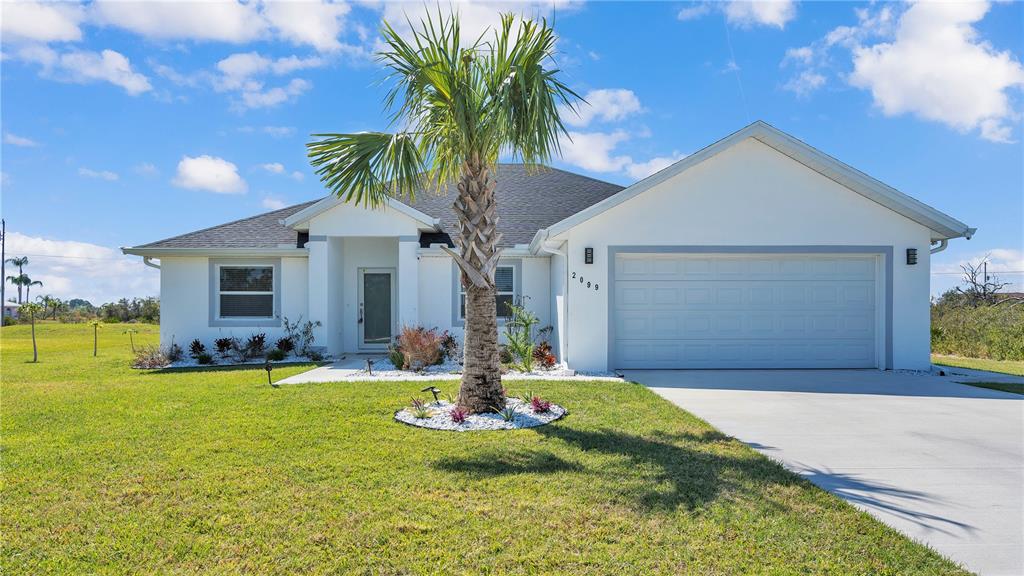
612 253 878 369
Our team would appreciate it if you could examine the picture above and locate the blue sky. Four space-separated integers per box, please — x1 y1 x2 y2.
1 0 1021 304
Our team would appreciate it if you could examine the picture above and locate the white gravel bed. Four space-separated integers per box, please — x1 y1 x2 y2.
350 359 622 382
394 399 566 431
149 353 327 369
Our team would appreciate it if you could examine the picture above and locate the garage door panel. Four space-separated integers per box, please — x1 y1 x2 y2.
613 253 878 368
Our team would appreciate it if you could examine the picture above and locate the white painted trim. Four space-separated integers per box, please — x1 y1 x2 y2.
542 121 972 242
280 195 440 230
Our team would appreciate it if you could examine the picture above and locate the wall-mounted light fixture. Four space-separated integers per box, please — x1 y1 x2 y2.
906 248 918 265
584 247 593 264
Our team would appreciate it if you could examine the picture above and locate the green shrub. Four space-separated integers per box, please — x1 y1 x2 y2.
932 303 1024 360
266 348 287 361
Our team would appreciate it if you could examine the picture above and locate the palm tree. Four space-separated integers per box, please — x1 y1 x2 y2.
6 274 26 303
21 302 43 362
37 294 62 319
24 276 42 303
89 320 102 356
5 256 28 303
123 327 138 352
308 12 578 413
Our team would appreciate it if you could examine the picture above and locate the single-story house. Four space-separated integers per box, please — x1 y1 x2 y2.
3 302 20 319
123 121 974 371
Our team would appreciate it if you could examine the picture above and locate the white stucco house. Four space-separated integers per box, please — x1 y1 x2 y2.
124 122 974 371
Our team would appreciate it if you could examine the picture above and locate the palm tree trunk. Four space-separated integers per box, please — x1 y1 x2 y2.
30 312 38 362
448 154 505 413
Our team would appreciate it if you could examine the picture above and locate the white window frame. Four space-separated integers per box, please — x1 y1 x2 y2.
217 265 275 320
209 258 281 328
452 259 521 326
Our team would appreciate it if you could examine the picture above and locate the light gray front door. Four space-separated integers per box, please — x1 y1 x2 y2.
358 268 395 349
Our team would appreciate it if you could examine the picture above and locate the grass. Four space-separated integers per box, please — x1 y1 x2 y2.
932 354 1024 376
2 323 967 575
959 381 1024 396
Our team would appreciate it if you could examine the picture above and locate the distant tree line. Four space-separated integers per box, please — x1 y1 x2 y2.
5 295 159 325
932 256 1023 360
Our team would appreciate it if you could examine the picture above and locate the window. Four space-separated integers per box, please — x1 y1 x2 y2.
460 265 516 320
218 266 274 318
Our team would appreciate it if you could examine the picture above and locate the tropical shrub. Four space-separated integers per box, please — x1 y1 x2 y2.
409 398 432 419
165 340 183 362
246 333 267 357
449 406 468 424
133 346 169 369
496 405 517 422
188 339 206 359
266 348 287 361
275 337 294 353
282 316 322 357
387 345 406 370
214 337 235 357
503 300 551 372
529 396 552 413
533 340 557 369
196 352 214 365
395 326 444 371
439 330 459 361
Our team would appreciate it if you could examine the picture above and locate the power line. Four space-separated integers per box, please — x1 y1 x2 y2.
8 253 129 261
932 271 1023 275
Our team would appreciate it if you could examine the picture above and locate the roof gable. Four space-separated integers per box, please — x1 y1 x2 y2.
539 121 973 244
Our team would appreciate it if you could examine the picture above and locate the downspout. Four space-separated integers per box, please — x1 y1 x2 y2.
929 239 948 254
535 234 569 367
143 257 161 269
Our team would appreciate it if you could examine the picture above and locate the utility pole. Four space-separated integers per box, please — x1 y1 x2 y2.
1 219 5 309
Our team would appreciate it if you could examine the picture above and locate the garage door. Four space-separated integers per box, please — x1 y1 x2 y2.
612 253 878 369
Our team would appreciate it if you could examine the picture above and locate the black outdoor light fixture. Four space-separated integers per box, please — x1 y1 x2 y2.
421 386 442 402
906 248 918 265
265 359 277 388
584 247 594 264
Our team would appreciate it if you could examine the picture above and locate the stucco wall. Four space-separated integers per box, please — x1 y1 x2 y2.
159 256 308 349
553 138 933 371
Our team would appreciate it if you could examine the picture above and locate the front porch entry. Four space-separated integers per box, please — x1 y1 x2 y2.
358 267 395 350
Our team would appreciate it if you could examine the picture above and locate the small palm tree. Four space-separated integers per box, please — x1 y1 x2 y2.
21 302 43 362
24 277 42 303
123 327 138 352
37 294 61 319
5 256 28 303
89 320 102 357
6 274 26 304
308 12 578 413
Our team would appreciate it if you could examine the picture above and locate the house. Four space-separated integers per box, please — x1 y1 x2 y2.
123 121 974 371
3 302 20 319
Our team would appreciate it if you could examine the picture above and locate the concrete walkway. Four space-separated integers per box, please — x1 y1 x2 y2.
627 369 1024 576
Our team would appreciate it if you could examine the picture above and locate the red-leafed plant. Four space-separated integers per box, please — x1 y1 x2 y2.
530 396 551 413
532 340 556 369
449 406 469 424
396 326 445 371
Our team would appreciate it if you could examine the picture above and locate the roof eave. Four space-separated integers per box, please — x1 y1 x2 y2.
281 195 440 230
122 247 310 257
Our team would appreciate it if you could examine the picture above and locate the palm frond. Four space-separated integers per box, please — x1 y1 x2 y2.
307 132 425 207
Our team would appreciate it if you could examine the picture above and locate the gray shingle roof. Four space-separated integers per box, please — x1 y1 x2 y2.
135 201 319 249
134 165 623 249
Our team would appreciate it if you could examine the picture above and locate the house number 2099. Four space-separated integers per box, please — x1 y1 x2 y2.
571 271 599 291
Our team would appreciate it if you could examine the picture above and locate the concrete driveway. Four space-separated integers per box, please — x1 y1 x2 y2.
626 369 1024 576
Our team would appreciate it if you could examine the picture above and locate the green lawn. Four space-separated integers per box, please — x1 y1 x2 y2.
932 354 1024 376
2 324 966 574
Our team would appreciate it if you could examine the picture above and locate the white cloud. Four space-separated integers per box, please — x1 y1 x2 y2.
4 232 158 303
134 162 159 176
724 0 796 29
783 70 826 98
0 0 84 43
624 153 686 180
4 133 40 147
15 46 152 95
378 2 578 48
78 167 120 181
559 130 633 173
261 197 288 210
91 0 266 44
783 2 1023 142
563 89 643 128
262 0 351 52
849 1 1024 143
213 52 320 110
237 78 311 110
238 125 296 138
172 155 247 194
290 171 305 181
677 3 712 22
260 162 285 174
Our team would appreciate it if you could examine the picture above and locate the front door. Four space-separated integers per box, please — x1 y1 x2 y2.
358 268 395 349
